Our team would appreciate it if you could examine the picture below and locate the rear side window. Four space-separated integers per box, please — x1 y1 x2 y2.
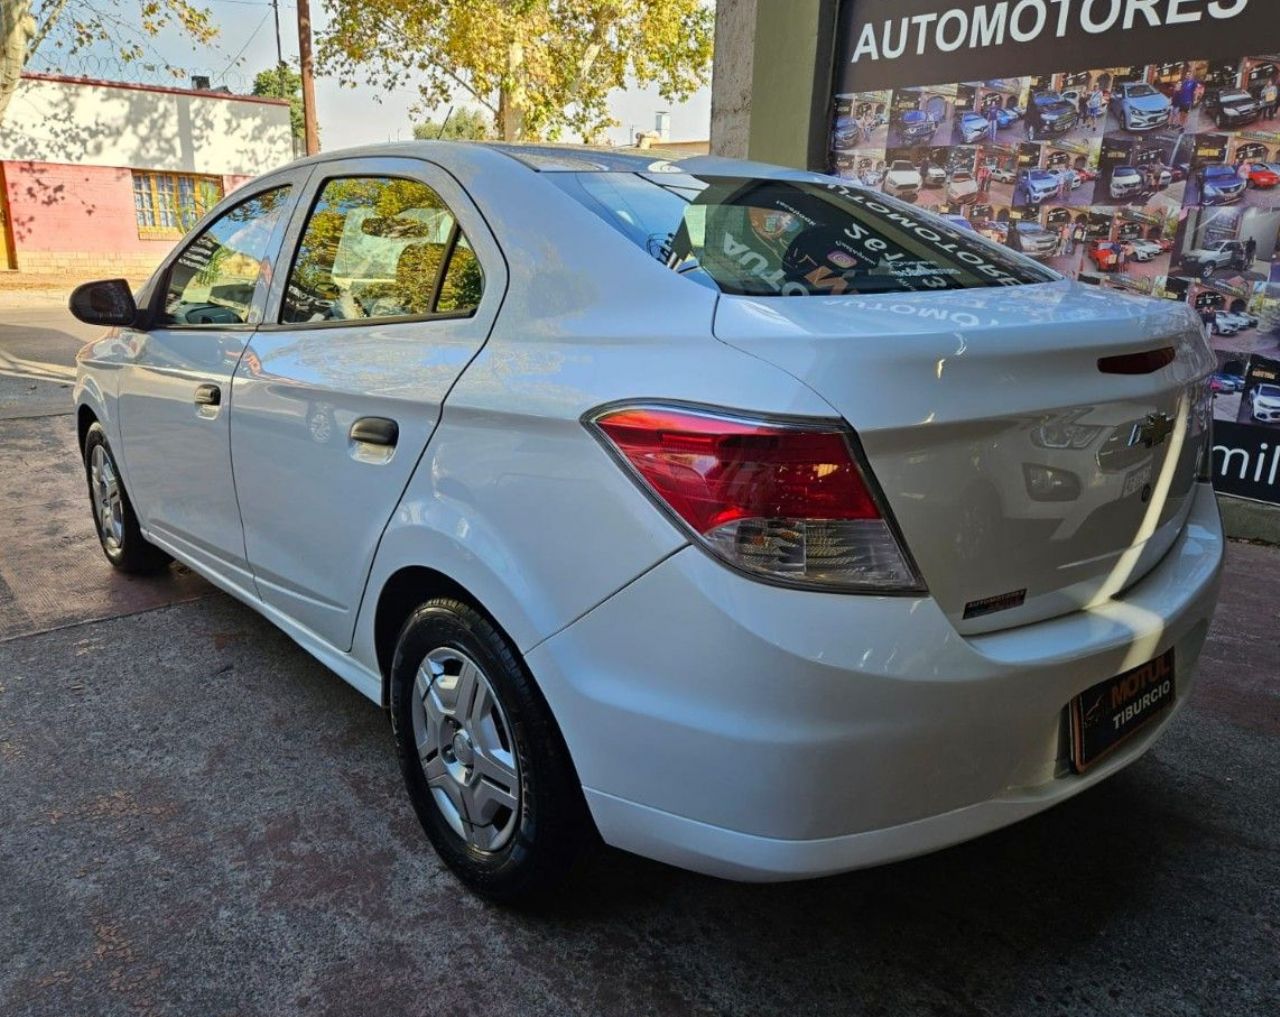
552 172 1052 297
281 176 483 324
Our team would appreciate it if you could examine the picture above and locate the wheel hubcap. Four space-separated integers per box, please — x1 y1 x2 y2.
90 444 125 553
411 648 521 852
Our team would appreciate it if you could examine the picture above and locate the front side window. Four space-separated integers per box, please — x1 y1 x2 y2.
161 186 291 326
554 171 1053 297
132 172 223 237
281 176 483 324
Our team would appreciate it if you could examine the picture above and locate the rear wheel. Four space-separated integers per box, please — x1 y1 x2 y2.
390 598 591 903
82 423 171 574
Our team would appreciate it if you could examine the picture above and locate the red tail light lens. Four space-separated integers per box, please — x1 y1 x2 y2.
589 405 922 592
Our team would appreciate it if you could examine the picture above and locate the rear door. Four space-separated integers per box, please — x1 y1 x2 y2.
229 156 505 650
115 178 301 585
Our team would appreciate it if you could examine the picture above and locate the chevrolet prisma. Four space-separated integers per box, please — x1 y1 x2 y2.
71 144 1223 900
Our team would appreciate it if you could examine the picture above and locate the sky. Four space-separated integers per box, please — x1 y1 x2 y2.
31 0 711 149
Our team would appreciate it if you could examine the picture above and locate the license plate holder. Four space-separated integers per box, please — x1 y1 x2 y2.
1069 649 1175 773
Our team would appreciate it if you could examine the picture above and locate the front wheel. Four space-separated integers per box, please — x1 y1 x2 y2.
82 423 171 573
390 598 592 903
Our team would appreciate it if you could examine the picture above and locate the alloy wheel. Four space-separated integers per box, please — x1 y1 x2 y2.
411 647 521 852
90 444 125 554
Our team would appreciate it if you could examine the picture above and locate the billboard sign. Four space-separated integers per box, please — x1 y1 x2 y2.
829 1 1280 503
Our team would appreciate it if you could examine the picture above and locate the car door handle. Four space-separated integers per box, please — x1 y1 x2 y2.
349 416 399 447
194 383 221 407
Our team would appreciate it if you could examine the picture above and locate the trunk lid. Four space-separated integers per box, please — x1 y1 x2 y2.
712 280 1214 634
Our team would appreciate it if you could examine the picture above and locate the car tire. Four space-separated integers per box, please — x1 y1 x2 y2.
389 598 592 903
82 422 171 574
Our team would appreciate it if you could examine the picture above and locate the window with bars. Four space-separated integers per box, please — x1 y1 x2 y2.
131 172 224 238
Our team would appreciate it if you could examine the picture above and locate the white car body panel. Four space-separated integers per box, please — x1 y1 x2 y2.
711 280 1214 634
114 326 257 584
74 142 1224 882
529 482 1221 878
229 156 509 650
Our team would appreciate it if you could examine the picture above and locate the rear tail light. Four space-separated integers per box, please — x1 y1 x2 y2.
587 404 923 592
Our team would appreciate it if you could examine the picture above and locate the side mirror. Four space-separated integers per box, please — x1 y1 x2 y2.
69 279 140 328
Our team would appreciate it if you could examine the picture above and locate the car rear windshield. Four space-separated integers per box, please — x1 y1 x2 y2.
549 172 1053 297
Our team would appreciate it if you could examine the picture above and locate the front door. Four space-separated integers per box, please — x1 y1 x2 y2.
115 181 299 586
230 158 504 649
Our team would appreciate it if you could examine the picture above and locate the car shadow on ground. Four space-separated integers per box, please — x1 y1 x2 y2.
555 762 1201 931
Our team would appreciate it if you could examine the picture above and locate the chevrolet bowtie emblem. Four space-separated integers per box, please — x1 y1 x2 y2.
1130 412 1175 449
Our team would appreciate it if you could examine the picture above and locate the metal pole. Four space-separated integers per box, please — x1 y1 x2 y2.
296 0 320 155
271 0 284 68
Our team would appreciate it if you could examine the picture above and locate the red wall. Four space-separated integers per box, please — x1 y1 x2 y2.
2 162 263 275
4 161 167 255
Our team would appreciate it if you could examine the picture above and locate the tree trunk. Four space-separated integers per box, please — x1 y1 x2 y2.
499 35 525 141
0 0 35 126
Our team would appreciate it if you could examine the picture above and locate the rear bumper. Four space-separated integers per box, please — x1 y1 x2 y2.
528 484 1223 881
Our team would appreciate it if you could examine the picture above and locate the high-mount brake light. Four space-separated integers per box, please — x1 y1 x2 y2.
588 405 922 592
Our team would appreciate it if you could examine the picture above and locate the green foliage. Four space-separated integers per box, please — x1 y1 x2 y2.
412 106 494 141
317 0 715 141
252 63 306 142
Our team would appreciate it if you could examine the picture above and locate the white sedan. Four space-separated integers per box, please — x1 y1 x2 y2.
945 169 979 203
1251 383 1280 422
70 143 1224 901
1127 239 1164 262
882 159 923 201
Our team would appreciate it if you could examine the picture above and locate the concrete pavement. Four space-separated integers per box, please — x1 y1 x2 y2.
0 299 98 382
0 309 1277 1016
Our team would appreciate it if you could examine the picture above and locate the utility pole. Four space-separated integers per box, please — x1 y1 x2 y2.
271 0 284 68
296 0 320 155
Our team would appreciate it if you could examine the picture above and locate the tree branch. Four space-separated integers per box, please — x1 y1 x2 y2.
27 0 67 57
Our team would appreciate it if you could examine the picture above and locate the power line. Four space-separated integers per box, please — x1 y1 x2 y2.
213 10 273 84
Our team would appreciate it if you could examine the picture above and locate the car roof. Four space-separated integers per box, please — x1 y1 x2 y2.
483 143 668 172
253 141 844 189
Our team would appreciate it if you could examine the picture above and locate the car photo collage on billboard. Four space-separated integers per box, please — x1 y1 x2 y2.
828 54 1280 446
